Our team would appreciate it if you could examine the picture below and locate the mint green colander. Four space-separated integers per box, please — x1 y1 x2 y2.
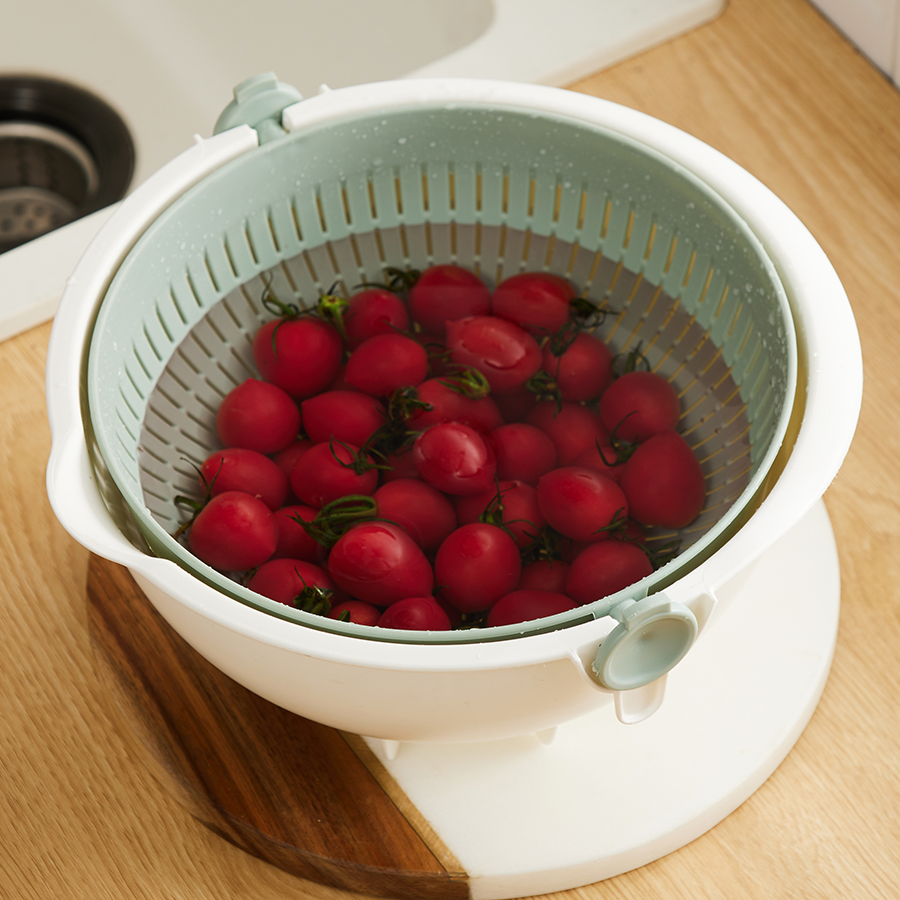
85 75 796 646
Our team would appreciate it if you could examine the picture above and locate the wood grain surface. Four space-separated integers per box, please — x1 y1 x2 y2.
2 1 899 899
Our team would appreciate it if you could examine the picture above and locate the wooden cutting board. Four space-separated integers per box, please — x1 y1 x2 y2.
86 555 468 900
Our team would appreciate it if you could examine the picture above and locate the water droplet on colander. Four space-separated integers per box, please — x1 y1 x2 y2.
398 137 407 145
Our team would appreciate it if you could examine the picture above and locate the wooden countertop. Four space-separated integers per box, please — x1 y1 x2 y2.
2 1 898 897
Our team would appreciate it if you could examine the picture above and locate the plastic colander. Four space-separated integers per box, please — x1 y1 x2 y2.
46 76 860 742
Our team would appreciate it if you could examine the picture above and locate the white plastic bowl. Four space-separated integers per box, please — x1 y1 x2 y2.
45 80 862 744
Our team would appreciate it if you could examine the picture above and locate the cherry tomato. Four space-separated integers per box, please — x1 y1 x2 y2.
486 589 577 627
573 439 627 484
540 332 613 402
536 466 628 544
526 400 609 466
188 491 277 572
246 557 344 608
345 332 429 397
373 478 458 553
491 423 558 486
200 447 288 511
406 377 503 434
454 479 545 550
408 264 492 334
252 315 344 399
491 272 575 336
411 422 497 496
619 430 706 528
271 504 321 562
301 390 386 447
598 370 680 442
329 599 382 626
344 287 410 349
565 541 654 605
433 523 522 612
272 438 313 482
327 521 434 606
289 440 379 508
215 378 301 454
377 596 452 631
445 315 542 394
491 386 538 423
517 559 571 593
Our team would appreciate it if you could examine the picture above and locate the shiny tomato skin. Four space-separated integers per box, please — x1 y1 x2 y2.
486 589 577 627
411 422 497 496
433 523 522 613
345 332 429 397
445 315 542 394
373 478 458 553
344 288 410 349
408 264 492 334
300 390 386 447
536 466 628 544
565 541 654 605
620 430 706 528
188 491 277 572
598 370 680 442
377 596 452 631
252 316 343 399
215 378 301 454
491 272 575 336
541 332 614 402
200 448 288 511
327 522 434 606
526 400 610 466
289 441 379 508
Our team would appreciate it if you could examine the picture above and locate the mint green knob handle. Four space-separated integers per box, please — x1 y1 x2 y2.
213 72 303 143
591 594 699 691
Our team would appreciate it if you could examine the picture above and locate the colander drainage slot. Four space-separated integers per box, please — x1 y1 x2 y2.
0 76 134 254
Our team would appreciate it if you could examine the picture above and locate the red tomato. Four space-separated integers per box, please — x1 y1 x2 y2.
272 438 313 482
345 332 429 397
445 315 542 394
433 523 522 612
598 370 680 442
344 287 410 349
619 430 706 528
491 386 538 423
536 466 628 544
573 439 627 484
327 521 434 606
411 422 497 496
252 315 343 399
380 448 420 483
377 596 452 631
246 557 344 608
215 378 301 454
373 478 458 553
406 377 503 434
540 332 613 402
454 479 545 550
486 589 577 627
271 504 321 562
289 441 379 508
526 400 610 466
492 423 558 486
329 599 382 626
517 559 570 593
491 272 575 336
565 541 654 605
300 390 386 447
408 264 492 334
200 447 288 511
188 491 277 572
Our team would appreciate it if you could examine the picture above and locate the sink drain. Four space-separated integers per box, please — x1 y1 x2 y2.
0 76 134 254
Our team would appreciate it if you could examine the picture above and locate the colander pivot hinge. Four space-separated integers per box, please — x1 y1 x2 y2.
213 72 303 144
